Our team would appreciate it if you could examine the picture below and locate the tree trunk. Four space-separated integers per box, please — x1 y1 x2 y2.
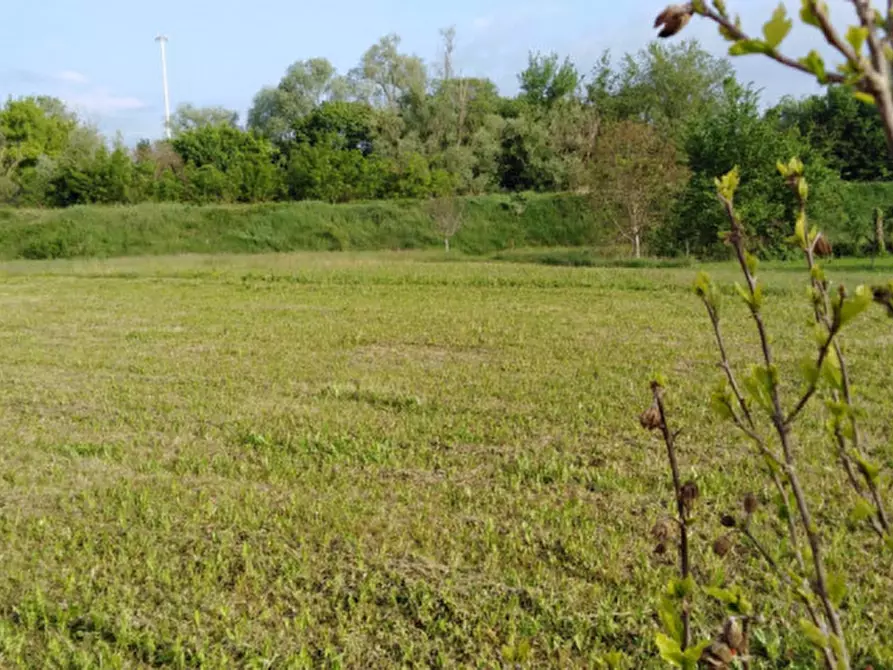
634 233 641 259
445 237 450 253
876 208 887 256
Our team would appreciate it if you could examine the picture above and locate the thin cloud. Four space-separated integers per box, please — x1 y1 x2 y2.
63 89 147 116
56 70 89 85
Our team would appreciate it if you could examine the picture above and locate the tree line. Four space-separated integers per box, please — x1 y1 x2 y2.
1 32 890 257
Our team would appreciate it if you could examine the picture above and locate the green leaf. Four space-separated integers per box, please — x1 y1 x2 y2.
846 25 869 55
799 619 830 650
683 641 711 665
712 0 728 18
838 285 873 327
734 282 752 307
763 4 793 48
715 166 740 200
855 454 882 485
800 0 821 27
799 50 828 82
729 39 773 56
855 90 876 105
799 356 819 387
745 252 759 276
798 177 809 201
849 498 875 524
658 598 685 646
666 576 697 599
795 211 807 247
710 386 736 422
655 633 686 666
827 573 847 607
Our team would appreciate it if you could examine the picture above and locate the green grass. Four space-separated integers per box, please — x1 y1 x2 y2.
0 193 610 261
0 251 890 668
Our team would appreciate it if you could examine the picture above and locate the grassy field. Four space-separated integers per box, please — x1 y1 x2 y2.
0 251 890 668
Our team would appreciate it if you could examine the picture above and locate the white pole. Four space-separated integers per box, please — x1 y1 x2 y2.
155 35 172 139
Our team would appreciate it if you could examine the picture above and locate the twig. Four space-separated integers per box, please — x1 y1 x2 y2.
692 4 846 85
718 191 850 670
651 381 692 650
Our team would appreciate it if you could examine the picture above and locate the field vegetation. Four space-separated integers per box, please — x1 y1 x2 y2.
0 252 890 667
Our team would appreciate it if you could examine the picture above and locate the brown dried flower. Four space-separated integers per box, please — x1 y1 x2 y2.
713 534 733 558
722 617 745 652
814 234 833 258
743 492 759 515
654 3 693 38
640 404 662 431
651 518 674 542
720 514 737 529
654 542 668 556
680 480 699 513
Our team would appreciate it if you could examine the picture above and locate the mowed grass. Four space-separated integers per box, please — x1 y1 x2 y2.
0 251 890 668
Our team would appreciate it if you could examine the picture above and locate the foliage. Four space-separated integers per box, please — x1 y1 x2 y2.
0 251 890 667
664 80 842 259
585 119 688 257
652 3 893 666
0 192 610 260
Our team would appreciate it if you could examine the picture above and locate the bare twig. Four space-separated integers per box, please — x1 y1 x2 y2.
650 381 692 650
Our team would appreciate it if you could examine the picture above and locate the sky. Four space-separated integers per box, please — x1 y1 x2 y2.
0 0 854 144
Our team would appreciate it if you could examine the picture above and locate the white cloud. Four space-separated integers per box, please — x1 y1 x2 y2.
472 16 494 32
63 88 147 116
56 70 89 85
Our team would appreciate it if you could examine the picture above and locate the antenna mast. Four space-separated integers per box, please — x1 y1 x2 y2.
155 35 172 139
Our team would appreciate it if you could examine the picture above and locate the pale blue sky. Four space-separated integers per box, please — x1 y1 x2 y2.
1 0 850 143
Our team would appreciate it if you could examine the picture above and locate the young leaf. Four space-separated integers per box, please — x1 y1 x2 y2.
846 25 869 55
798 50 828 82
763 4 793 48
854 90 876 105
745 251 759 276
799 0 821 27
795 210 807 247
826 573 847 607
655 633 687 666
855 454 882 485
799 619 830 650
729 39 773 56
658 598 685 646
838 285 873 327
849 498 875 524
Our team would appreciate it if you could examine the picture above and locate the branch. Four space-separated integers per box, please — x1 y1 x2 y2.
717 188 850 670
649 381 692 650
688 5 846 84
784 327 839 426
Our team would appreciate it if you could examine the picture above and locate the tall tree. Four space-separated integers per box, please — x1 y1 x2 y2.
518 52 581 108
588 40 733 140
171 104 239 135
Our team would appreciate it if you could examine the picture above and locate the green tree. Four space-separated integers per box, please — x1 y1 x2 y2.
518 52 581 108
772 86 891 181
587 40 733 140
667 80 841 258
171 103 239 135
585 119 689 257
173 125 280 202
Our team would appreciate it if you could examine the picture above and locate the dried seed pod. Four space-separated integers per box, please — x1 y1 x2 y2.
720 514 737 529
639 404 662 431
680 481 699 513
701 641 735 667
654 542 668 556
722 617 745 651
654 3 693 38
651 518 674 542
743 492 759 515
814 234 833 258
713 534 733 558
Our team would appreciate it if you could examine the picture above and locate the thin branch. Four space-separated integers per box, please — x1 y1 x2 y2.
785 327 839 426
651 382 691 650
694 5 846 84
718 191 849 670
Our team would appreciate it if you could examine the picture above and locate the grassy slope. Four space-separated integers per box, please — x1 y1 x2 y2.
0 193 607 261
0 252 890 667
